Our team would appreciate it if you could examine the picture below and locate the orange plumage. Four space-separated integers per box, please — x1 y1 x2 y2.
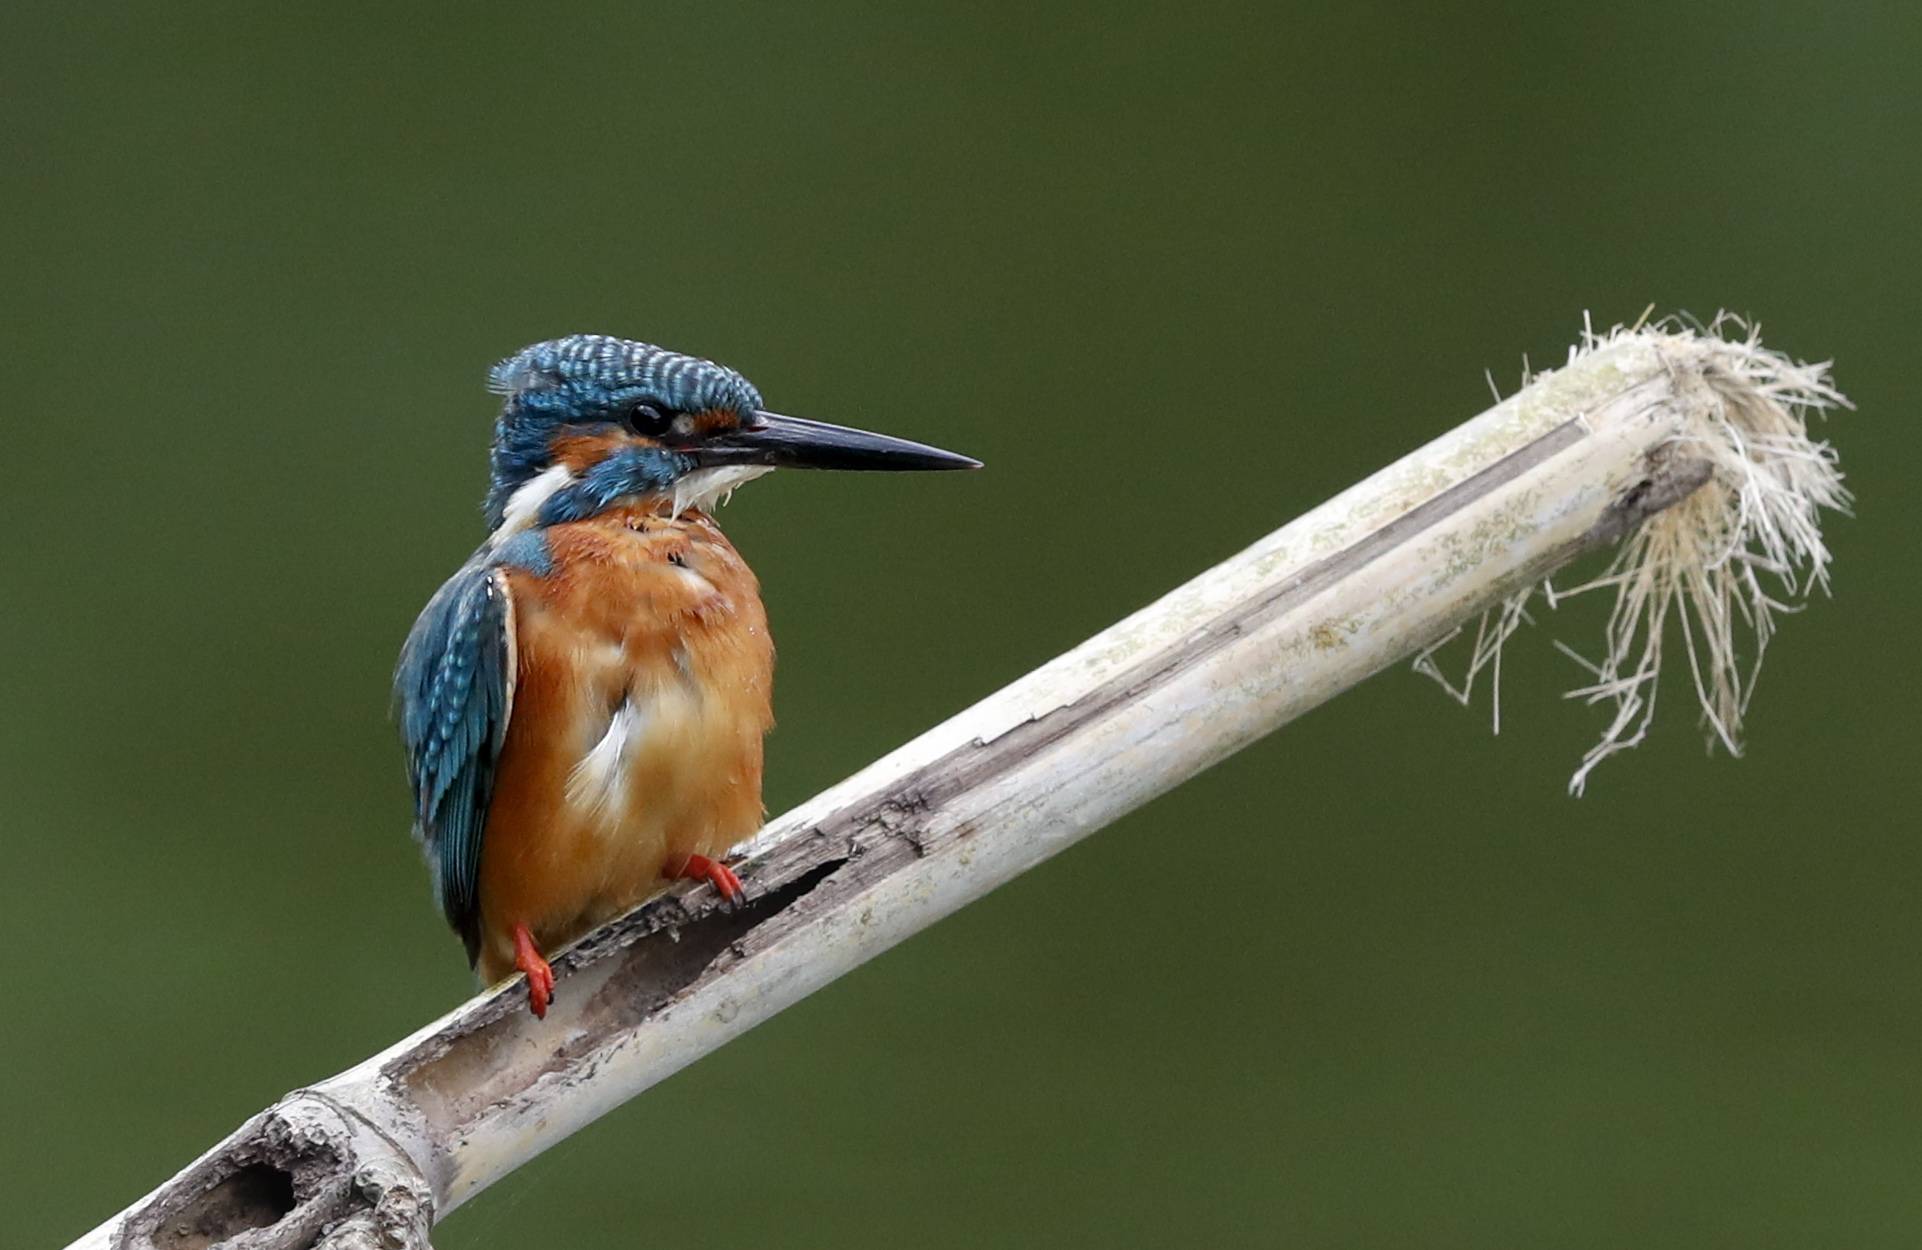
475 506 771 983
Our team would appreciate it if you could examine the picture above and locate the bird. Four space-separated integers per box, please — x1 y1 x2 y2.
395 334 978 1018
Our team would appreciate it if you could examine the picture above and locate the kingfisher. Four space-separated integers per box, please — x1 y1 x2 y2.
395 335 977 1018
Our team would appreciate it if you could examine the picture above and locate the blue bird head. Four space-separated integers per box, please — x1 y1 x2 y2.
481 334 978 531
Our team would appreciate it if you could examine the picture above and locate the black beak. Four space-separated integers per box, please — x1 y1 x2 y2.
693 410 981 473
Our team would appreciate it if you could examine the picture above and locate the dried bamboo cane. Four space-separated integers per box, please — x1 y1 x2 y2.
69 317 1848 1250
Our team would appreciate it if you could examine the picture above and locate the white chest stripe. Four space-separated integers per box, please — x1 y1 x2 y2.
565 701 648 823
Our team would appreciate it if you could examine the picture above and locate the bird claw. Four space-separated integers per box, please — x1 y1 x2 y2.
672 853 748 911
512 922 556 1019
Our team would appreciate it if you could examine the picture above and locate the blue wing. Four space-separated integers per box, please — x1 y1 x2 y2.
394 558 517 965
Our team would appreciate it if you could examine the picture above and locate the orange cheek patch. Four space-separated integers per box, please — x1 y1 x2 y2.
691 408 742 437
549 430 648 471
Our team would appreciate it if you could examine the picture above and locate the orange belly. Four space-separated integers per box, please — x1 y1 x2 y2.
475 507 772 981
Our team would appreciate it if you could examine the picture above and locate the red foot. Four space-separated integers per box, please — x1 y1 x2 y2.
669 853 747 907
512 922 555 1020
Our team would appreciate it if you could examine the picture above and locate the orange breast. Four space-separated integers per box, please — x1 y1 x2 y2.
475 507 773 980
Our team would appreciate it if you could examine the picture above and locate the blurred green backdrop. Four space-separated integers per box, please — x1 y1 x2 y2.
5 3 1920 1247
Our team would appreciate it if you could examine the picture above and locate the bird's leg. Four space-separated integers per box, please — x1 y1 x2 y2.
667 853 747 908
511 921 555 1019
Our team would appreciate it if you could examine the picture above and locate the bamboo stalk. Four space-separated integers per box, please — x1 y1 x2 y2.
68 322 1846 1249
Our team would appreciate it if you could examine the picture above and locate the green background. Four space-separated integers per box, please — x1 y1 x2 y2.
5 4 1919 1247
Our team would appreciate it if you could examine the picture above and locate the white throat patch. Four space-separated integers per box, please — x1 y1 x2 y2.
671 465 773 517
489 460 770 542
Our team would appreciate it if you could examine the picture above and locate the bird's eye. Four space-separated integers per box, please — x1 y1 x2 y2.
624 402 673 437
